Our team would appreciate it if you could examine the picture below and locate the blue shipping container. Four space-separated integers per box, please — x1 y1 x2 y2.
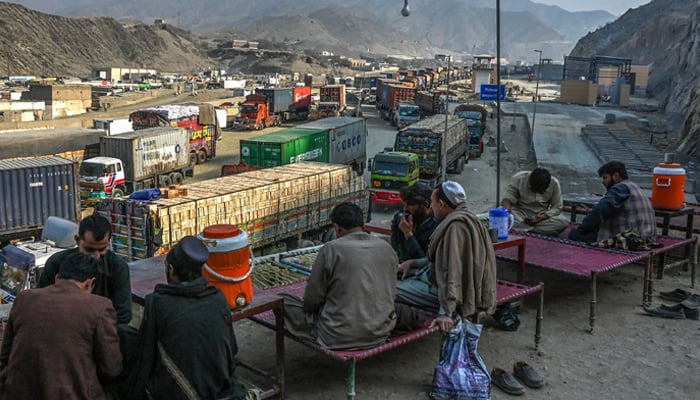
0 156 80 235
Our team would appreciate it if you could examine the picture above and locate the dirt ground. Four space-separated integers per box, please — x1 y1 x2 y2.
233 109 699 400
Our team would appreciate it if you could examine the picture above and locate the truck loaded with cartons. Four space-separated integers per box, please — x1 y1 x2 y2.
227 117 367 176
318 85 346 118
454 104 488 157
129 104 218 165
239 87 311 130
0 157 81 244
93 162 369 261
370 115 468 204
79 127 194 204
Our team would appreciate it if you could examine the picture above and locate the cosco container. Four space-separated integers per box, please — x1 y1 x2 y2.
0 156 80 235
99 128 191 181
297 117 367 174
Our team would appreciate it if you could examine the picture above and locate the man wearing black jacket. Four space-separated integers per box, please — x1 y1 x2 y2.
121 236 250 400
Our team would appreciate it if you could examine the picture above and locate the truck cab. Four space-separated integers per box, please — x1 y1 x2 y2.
454 104 488 157
394 103 421 129
369 151 420 205
79 156 125 203
318 101 343 118
239 94 280 130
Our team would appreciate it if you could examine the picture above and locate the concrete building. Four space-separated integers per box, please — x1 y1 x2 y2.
471 55 495 94
0 100 45 122
91 67 158 82
21 84 91 119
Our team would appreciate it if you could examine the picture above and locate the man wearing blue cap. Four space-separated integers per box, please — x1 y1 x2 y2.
120 236 250 400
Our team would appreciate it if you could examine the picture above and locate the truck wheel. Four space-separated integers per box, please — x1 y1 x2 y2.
189 152 197 165
159 176 172 188
170 172 184 185
196 150 207 164
112 188 125 198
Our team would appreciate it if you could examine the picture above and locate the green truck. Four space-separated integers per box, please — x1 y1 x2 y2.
228 117 368 175
370 114 468 204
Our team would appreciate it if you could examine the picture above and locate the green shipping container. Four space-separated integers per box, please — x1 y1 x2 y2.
240 127 330 168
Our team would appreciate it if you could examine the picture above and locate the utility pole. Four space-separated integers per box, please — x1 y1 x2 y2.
530 49 543 154
442 55 450 183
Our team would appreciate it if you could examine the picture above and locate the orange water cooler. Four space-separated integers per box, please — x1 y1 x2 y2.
198 224 254 309
651 163 686 211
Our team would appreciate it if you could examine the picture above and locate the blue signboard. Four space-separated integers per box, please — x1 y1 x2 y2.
480 84 506 101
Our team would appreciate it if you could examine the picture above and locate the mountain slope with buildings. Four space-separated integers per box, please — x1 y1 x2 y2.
569 0 700 159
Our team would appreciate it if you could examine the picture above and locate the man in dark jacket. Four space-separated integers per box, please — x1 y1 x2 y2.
38 213 132 325
121 236 249 400
391 183 439 262
0 252 122 400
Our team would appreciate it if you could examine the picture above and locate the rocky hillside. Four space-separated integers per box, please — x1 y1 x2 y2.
0 2 211 76
570 0 700 159
13 0 616 62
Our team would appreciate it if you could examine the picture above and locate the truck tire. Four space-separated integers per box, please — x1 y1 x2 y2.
189 152 197 166
111 187 125 198
170 172 184 185
458 156 466 172
159 175 172 188
196 150 207 164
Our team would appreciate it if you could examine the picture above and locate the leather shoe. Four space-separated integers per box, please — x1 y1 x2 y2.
491 367 526 395
513 361 544 388
643 304 686 319
659 288 693 303
681 294 700 310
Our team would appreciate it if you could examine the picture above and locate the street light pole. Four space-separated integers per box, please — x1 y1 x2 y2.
530 49 542 154
495 0 502 205
442 55 450 183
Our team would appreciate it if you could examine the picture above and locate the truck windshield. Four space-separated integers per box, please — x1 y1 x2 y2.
455 110 483 120
240 105 258 114
373 160 408 176
319 103 338 111
400 106 420 117
79 162 105 176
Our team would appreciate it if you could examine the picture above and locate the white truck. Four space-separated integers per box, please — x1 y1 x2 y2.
79 127 193 203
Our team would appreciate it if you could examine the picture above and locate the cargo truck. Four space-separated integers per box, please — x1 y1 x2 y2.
415 91 444 115
454 104 488 157
379 84 417 124
79 127 194 203
129 104 218 165
231 117 367 175
394 102 422 129
318 85 346 118
94 162 369 260
239 87 311 129
0 157 81 243
370 115 468 204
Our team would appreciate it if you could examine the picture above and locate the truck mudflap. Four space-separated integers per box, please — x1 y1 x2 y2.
370 189 403 205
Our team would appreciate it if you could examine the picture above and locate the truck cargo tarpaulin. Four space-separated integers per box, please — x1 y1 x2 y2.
0 128 104 161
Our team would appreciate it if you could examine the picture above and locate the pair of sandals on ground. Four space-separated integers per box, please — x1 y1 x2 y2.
643 288 700 320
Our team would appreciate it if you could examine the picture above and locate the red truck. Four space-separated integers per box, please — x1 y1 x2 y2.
239 87 311 130
318 85 346 118
129 104 218 165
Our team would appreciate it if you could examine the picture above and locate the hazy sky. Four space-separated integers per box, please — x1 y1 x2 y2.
535 0 651 16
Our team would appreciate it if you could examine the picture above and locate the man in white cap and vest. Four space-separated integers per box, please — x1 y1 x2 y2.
397 181 497 333
120 236 254 400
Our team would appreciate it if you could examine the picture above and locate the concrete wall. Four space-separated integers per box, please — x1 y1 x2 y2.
560 80 597 106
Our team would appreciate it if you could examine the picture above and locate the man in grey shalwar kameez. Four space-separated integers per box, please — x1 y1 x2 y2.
281 202 399 350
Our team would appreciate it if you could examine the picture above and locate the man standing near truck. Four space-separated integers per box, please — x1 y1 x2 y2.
39 214 132 326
